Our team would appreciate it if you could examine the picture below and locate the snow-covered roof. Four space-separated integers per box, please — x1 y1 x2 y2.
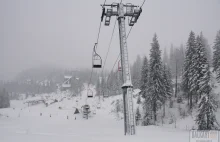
122 80 133 87
24 96 43 102
133 89 141 95
64 76 72 79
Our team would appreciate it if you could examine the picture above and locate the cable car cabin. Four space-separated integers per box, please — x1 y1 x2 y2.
105 9 112 26
87 89 93 98
92 43 102 68
118 60 122 71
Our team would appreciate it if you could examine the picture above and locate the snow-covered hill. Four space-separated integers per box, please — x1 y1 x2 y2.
1 83 219 142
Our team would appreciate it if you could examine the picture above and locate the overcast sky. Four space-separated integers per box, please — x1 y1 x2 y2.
1 0 220 80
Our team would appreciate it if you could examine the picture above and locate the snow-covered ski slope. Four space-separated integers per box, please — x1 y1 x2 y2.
0 85 192 142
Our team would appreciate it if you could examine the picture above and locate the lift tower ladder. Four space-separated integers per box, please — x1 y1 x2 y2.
101 3 142 135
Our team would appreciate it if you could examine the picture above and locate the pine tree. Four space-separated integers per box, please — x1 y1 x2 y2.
190 34 206 102
162 65 173 116
196 94 218 130
196 96 207 130
163 65 173 99
140 56 149 98
182 31 196 110
142 98 153 125
148 34 166 122
190 33 212 103
213 30 220 82
195 42 219 130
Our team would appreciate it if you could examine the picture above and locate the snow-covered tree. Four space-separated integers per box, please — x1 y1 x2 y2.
190 34 206 102
137 95 141 104
140 56 149 99
189 33 212 103
162 64 173 116
142 98 153 126
196 94 218 130
182 31 196 110
135 107 141 126
213 30 220 82
196 96 208 130
148 34 166 122
162 65 173 99
195 37 219 130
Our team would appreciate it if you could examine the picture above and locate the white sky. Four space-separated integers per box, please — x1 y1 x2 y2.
1 0 220 80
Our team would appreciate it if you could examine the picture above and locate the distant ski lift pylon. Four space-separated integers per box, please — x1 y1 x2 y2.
92 43 102 68
87 89 93 98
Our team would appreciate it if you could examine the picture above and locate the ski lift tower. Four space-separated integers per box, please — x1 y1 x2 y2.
101 3 142 135
62 75 72 91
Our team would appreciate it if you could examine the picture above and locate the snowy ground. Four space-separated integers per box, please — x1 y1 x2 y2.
0 86 193 142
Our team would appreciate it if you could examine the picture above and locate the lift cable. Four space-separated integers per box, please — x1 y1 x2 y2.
127 26 133 39
101 18 117 76
87 0 108 91
103 0 107 5
106 24 134 87
140 0 146 8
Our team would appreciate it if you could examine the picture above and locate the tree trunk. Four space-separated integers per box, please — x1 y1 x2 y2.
187 92 189 106
190 92 193 110
153 100 157 124
175 59 178 98
163 102 165 118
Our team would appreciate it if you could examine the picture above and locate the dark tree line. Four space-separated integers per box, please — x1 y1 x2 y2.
135 30 220 130
0 88 10 108
182 31 219 130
